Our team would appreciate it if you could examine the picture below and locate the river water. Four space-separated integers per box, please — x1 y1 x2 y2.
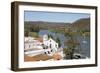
39 29 90 58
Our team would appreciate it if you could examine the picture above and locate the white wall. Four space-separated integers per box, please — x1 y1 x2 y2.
0 0 99 73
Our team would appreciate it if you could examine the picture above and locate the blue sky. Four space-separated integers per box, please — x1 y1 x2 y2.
24 11 90 23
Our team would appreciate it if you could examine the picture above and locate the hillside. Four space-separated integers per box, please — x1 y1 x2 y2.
71 18 90 31
24 21 71 30
24 18 90 33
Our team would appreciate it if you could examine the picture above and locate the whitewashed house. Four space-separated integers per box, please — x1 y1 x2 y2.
25 37 34 50
24 37 44 57
43 34 58 56
24 35 59 57
24 37 43 50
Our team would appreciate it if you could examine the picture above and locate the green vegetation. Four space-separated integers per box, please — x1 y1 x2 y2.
63 48 73 59
47 34 61 48
78 30 90 37
24 22 40 37
30 25 40 32
48 34 54 39
64 39 81 59
50 28 65 34
56 37 61 47
24 24 30 37
24 18 90 59
28 32 39 38
24 29 29 37
64 27 81 59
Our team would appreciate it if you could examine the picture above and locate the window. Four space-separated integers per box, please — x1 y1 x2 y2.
44 52 46 54
51 50 52 52
29 45 30 48
48 51 50 54
43 47 45 49
50 44 51 48
55 44 57 47
46 46 48 49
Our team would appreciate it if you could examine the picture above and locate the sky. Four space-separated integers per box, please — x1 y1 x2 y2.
24 11 90 23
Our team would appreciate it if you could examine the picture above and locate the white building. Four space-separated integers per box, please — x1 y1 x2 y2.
24 37 43 50
24 37 44 57
24 35 59 57
43 34 58 56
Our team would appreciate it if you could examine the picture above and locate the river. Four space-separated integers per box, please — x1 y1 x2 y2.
38 29 90 58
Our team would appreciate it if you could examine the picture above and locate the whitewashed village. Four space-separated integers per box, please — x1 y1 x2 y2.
24 34 64 61
24 11 90 62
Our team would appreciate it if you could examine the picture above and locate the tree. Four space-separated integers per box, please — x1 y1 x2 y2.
56 37 61 47
48 34 54 39
63 48 73 59
64 28 81 59
30 25 40 32
64 38 80 59
24 28 29 37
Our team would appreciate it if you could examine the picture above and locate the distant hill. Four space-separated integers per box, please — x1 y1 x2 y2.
24 21 71 30
24 18 90 31
71 18 90 31
25 21 70 26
